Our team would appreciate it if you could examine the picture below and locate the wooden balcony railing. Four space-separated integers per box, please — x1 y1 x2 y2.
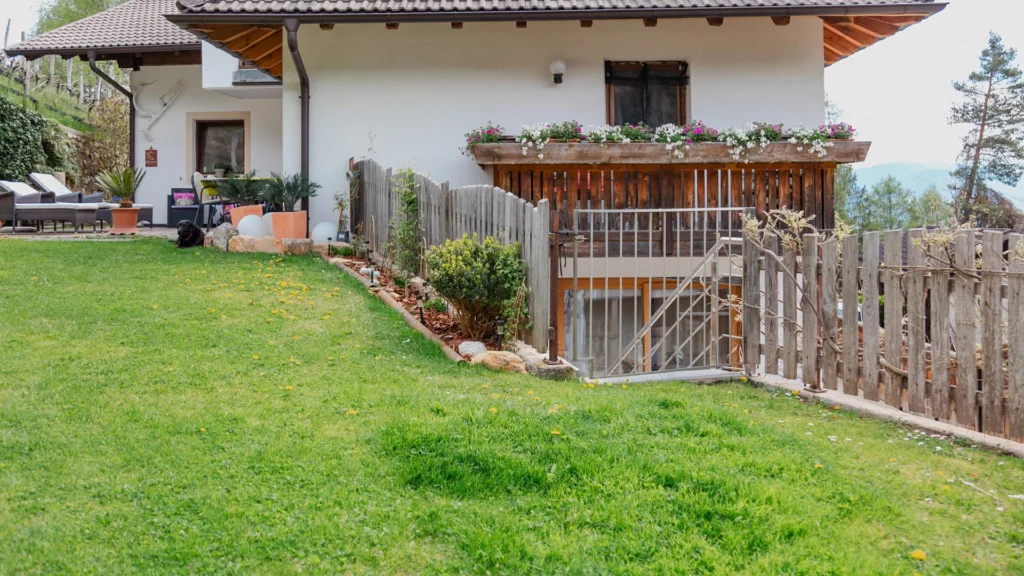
472 142 870 232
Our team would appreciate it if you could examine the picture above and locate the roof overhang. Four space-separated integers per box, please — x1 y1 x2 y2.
167 2 945 75
167 3 945 26
7 43 201 67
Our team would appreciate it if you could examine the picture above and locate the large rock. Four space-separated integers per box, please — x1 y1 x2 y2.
471 351 527 374
203 235 213 248
516 341 578 381
228 234 256 253
408 276 425 295
210 223 238 251
255 237 283 254
311 243 330 257
282 238 312 255
458 341 488 358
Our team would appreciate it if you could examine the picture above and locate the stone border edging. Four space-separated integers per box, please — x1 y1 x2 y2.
323 255 465 364
753 374 1024 459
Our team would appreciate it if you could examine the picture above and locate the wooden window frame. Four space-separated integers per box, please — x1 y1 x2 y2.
605 61 689 127
185 111 252 176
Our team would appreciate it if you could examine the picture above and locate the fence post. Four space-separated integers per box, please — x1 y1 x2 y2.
954 230 977 429
1008 234 1024 440
981 230 1004 434
883 230 904 408
783 246 798 380
531 201 550 353
801 233 820 390
821 237 839 390
907 228 927 414
763 234 779 375
862 231 881 401
742 221 761 376
842 234 860 395
929 240 952 420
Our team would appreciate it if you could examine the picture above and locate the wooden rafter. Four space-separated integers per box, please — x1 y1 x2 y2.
820 14 928 66
191 23 284 80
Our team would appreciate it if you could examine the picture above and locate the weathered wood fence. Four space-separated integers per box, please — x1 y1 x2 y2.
351 158 551 352
743 228 1024 442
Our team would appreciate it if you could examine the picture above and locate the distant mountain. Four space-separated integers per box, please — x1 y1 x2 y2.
854 162 1024 208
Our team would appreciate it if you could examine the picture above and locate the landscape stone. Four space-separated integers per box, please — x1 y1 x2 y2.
203 235 213 248
282 238 312 255
408 276 425 294
255 237 283 254
471 351 527 374
458 341 488 358
516 341 577 380
311 243 330 257
228 235 255 253
210 223 238 251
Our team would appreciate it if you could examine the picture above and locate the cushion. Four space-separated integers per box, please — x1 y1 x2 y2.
0 181 41 197
174 191 196 206
29 173 74 196
17 203 95 211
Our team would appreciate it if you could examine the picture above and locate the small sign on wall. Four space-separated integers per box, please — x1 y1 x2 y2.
145 148 158 168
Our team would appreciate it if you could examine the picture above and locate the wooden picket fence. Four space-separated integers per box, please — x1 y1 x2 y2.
743 228 1024 442
351 158 551 352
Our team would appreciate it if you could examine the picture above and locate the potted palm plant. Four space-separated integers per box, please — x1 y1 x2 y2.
98 166 146 235
216 170 266 226
265 173 320 239
213 162 231 179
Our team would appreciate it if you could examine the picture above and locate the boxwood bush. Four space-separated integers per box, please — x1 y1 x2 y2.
426 234 527 341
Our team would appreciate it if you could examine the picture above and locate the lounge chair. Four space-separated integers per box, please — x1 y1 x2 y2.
0 181 98 233
29 172 154 228
192 172 228 231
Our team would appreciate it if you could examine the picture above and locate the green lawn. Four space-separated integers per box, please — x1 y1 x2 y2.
1 239 1023 574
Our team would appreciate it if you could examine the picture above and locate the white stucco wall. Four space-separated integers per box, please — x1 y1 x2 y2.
132 64 282 224
201 42 237 90
281 17 826 227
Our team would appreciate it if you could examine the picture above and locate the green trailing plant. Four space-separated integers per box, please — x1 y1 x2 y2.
96 165 146 207
423 297 448 314
217 170 266 206
213 161 232 173
265 172 321 212
388 168 423 280
426 234 527 340
0 94 75 182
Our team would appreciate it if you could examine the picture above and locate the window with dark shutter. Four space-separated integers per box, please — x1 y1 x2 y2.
605 61 688 127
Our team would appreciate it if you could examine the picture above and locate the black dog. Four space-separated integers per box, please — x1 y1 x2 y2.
175 220 206 248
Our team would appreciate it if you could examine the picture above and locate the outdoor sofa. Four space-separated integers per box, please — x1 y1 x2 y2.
0 181 99 233
29 173 154 229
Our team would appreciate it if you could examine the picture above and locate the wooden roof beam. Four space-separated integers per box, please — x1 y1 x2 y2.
870 15 926 26
201 24 257 43
771 16 790 26
580 20 593 28
240 32 281 62
226 27 279 53
644 18 658 27
822 28 860 55
319 23 334 30
706 17 723 26
822 21 874 48
451 22 463 29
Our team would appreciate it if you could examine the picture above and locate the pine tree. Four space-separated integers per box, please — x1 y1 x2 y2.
869 176 912 231
908 185 955 228
949 32 1024 225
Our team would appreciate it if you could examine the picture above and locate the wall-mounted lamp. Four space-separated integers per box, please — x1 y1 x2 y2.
550 59 566 84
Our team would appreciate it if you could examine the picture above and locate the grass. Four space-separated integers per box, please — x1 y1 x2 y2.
1 238 1023 574
0 70 91 132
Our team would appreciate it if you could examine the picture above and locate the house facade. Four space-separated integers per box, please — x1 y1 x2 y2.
9 0 944 229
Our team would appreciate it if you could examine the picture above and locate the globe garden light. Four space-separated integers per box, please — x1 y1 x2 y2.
550 60 566 84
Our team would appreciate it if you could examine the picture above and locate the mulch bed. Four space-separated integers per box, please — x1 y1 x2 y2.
337 255 502 354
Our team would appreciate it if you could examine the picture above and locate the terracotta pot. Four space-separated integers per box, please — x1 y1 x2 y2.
110 207 140 235
230 205 263 227
272 210 308 239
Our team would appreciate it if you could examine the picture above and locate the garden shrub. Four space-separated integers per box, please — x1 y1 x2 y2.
389 168 423 280
0 94 75 182
426 234 527 340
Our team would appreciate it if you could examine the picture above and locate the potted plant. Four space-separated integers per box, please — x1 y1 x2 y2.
217 170 266 226
97 166 146 235
264 172 320 239
213 162 231 178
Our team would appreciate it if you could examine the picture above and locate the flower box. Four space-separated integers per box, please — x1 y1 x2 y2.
470 141 871 166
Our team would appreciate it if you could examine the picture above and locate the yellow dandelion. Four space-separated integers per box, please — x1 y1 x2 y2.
200 427 206 433
167 367 174 372
491 393 500 399
152 305 159 310
942 485 950 491
374 355 381 360
252 354 260 360
527 389 534 395
489 407 498 414
791 390 800 396
551 429 561 436
482 385 489 389
622 384 628 390
814 463 823 469
346 409 358 416
289 357 296 363
890 458 896 463
221 315 227 319
293 335 299 340
740 375 748 382
328 356 335 361
910 550 926 561
284 385 294 390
